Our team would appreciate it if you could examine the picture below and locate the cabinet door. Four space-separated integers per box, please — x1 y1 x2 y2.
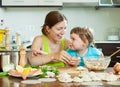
95 43 120 67
2 0 39 6
95 43 120 55
62 0 98 7
62 0 98 3
38 0 62 6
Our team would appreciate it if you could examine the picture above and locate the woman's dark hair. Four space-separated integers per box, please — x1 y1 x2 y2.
42 11 67 36
70 27 94 46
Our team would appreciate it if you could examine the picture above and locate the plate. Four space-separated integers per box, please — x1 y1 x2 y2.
8 73 21 77
81 82 103 85
8 72 41 77
38 78 56 82
21 80 41 84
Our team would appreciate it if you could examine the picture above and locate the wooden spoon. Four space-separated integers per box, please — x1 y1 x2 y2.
110 49 120 57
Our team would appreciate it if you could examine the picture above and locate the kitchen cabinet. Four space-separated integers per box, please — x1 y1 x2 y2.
2 0 39 6
62 0 98 3
1 0 62 6
38 0 62 6
62 0 99 7
99 0 113 6
95 42 120 67
99 0 120 7
1 0 98 7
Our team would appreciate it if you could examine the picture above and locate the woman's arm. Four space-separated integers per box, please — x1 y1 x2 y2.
28 53 56 66
28 50 73 66
31 35 44 56
29 36 73 66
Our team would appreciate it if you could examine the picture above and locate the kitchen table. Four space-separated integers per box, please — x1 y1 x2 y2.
0 67 120 87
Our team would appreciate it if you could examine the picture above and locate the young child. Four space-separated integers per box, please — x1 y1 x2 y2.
66 26 104 66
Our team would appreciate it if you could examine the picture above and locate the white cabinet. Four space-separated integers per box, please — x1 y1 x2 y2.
62 0 99 7
62 0 98 3
1 0 62 6
1 0 98 7
2 0 39 6
38 0 62 6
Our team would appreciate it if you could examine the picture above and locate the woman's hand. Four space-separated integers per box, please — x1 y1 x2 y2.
54 51 80 66
54 51 71 63
68 57 80 66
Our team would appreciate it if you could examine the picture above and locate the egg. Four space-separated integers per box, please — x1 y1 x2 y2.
113 62 120 73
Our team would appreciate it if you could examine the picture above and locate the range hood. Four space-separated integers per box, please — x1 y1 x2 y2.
99 0 120 7
62 0 99 7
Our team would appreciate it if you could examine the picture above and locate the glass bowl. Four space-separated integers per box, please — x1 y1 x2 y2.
83 56 111 71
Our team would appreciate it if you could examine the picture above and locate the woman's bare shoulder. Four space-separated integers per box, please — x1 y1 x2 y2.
32 35 44 43
34 35 43 40
31 35 43 49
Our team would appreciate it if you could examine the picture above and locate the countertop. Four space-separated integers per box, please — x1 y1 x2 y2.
95 40 120 43
0 49 31 52
0 67 120 87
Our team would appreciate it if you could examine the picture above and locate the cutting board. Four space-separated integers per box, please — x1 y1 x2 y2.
58 67 80 76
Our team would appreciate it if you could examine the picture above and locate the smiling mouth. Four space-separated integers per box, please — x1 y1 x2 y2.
57 35 63 39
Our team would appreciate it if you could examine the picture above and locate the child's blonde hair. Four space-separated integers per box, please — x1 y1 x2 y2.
70 26 94 46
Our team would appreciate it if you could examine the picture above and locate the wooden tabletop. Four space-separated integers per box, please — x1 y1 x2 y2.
0 67 120 87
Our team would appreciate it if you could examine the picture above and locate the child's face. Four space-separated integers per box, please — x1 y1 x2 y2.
69 33 88 51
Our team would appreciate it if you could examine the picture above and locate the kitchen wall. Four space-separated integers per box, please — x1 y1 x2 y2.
0 7 120 42
0 8 4 19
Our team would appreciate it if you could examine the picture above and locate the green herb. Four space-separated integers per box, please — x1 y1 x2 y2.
0 72 8 76
50 67 59 74
41 65 48 73
37 65 59 78
38 72 47 78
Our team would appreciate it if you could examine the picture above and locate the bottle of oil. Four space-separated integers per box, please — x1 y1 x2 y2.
0 19 6 50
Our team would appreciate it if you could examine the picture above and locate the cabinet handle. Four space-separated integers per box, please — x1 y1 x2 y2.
13 0 24 2
116 47 120 49
116 56 120 58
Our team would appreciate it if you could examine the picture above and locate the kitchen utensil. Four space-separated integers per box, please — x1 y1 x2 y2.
110 49 120 57
1 53 14 72
11 51 19 67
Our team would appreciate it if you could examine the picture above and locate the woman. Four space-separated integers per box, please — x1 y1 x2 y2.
28 11 79 66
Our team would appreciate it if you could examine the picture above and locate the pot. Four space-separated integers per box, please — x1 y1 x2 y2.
0 53 14 72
